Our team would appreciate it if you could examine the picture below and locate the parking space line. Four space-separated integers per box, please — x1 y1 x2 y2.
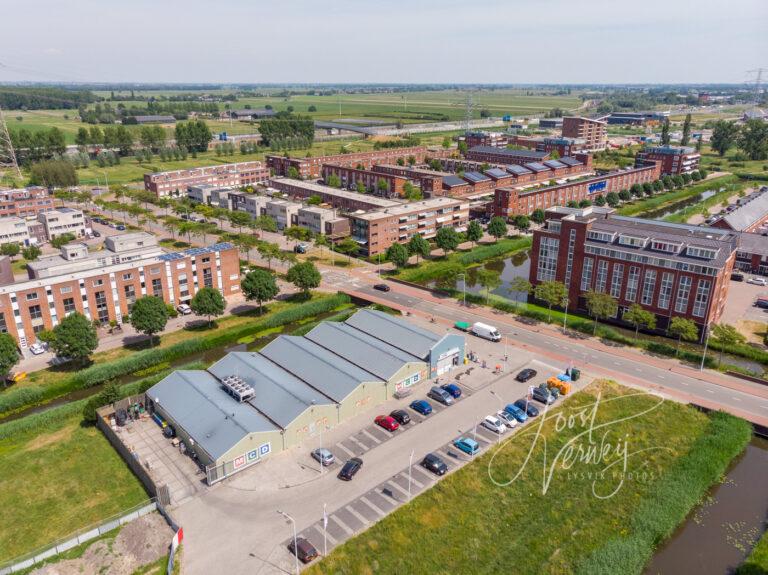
404 472 424 489
345 505 369 527
346 436 368 453
361 428 382 444
411 466 433 484
329 514 355 536
335 442 355 458
384 480 410 499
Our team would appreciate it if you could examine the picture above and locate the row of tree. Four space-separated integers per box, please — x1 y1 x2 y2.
710 119 768 161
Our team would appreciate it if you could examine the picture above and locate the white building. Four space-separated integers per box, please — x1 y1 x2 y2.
37 208 86 241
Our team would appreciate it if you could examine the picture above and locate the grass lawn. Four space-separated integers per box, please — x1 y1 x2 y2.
307 381 751 575
0 413 148 562
616 175 741 217
738 529 768 574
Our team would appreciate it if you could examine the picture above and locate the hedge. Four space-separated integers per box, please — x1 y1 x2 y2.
0 293 351 417
575 411 752 574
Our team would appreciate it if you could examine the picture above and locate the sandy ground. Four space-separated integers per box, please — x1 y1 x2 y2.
686 193 740 225
30 513 173 575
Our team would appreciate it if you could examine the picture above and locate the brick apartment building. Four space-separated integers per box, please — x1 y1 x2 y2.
536 137 587 157
1 233 240 349
493 162 661 217
371 165 445 195
269 178 401 212
635 146 701 175
440 155 593 188
144 161 270 197
266 146 431 180
349 197 470 256
561 117 607 151
0 187 54 219
529 206 737 336
297 206 350 239
321 164 408 198
465 146 552 166
463 131 509 148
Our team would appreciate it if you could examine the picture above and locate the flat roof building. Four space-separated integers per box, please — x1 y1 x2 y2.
635 146 701 175
269 178 401 212
144 161 269 198
711 188 768 233
37 207 86 241
561 117 607 151
465 146 551 166
0 187 54 219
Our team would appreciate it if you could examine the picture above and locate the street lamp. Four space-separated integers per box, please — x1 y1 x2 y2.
277 510 299 575
699 326 710 371
490 390 504 444
407 449 414 501
457 273 466 307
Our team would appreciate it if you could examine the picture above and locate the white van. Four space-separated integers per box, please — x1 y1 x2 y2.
470 322 501 342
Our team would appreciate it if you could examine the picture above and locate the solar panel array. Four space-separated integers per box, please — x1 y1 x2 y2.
159 242 234 262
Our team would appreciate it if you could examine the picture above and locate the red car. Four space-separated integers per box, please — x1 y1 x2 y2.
374 415 400 432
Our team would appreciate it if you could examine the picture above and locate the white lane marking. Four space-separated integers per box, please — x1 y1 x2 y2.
731 397 742 402
613 362 621 366
330 514 355 536
705 389 715 394
346 504 369 526
359 496 385 517
658 375 665 379
679 381 689 386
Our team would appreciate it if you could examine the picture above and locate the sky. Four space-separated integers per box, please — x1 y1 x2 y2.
1 0 766 84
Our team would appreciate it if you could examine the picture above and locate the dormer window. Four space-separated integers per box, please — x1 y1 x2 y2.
618 234 648 248
587 230 615 242
686 246 718 259
650 240 682 254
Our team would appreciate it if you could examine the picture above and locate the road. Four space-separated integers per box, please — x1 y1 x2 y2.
325 267 768 428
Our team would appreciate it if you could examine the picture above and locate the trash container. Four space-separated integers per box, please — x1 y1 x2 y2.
570 368 581 381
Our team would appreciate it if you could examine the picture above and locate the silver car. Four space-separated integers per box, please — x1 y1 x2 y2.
496 410 518 429
311 448 335 466
427 386 454 406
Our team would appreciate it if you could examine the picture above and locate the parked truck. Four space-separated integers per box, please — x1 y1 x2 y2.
470 322 501 342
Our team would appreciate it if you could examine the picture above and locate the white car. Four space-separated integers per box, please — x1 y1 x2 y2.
176 303 192 315
29 342 48 355
748 277 768 286
482 415 507 434
496 410 518 429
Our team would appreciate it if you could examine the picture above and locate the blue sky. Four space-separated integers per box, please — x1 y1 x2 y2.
1 0 766 84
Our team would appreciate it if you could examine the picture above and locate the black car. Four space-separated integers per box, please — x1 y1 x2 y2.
421 453 448 476
516 368 537 382
390 409 411 425
731 273 745 282
373 283 390 292
338 457 363 481
288 537 319 564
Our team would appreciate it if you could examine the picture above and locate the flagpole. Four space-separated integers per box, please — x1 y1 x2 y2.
323 503 328 557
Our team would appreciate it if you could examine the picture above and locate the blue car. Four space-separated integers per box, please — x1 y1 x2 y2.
410 399 433 416
453 437 480 455
441 383 462 399
514 399 540 418
504 403 528 423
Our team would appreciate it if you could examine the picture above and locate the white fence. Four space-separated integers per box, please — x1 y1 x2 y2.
0 500 157 574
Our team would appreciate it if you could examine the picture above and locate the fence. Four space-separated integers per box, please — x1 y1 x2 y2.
0 500 157 574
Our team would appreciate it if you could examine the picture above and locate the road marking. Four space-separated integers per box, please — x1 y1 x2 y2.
402 472 424 489
679 381 689 386
347 435 368 452
361 429 382 444
658 375 665 380
613 362 621 366
345 505 369 526
359 496 385 517
335 442 356 458
385 480 410 498
318 525 338 545
329 514 354 536
705 389 715 394
731 396 742 402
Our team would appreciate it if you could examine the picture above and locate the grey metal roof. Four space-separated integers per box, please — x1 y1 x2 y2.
147 371 278 461
484 168 511 179
208 352 333 429
443 175 468 187
524 162 550 172
463 171 490 183
544 160 567 169
736 231 768 257
260 335 382 402
345 308 441 359
469 146 548 159
719 191 768 231
558 157 582 167
305 321 421 380
506 165 532 176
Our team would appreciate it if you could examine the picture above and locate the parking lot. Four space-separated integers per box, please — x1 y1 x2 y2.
721 277 768 342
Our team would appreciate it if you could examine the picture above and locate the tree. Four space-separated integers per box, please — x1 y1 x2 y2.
403 181 422 200
356 181 367 194
530 208 546 224
508 277 532 308
606 192 620 207
442 136 452 149
50 233 76 249
477 269 502 303
0 243 20 261
50 312 98 362
487 217 508 242
285 226 312 243
642 182 654 196
335 237 359 261
630 183 643 198
458 141 468 155
129 296 168 345
0 333 18 381
228 210 252 233
512 215 530 232
711 323 746 367
241 269 279 313
407 233 430 263
29 160 78 188
232 234 259 262
466 220 483 246
435 226 460 254
710 120 740 157
287 166 301 180
533 280 568 321
584 291 618 335
257 242 281 270
621 303 656 337
737 119 768 161
190 287 225 326
75 127 89 148
22 244 41 261
594 194 607 206
680 114 692 146
326 173 341 188
668 317 699 356
376 178 390 195
287 261 321 295
386 243 409 268
308 105 317 112
618 189 631 202
660 118 671 145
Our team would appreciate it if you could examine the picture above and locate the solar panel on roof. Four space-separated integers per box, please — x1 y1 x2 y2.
506 165 532 175
544 160 566 169
524 162 549 172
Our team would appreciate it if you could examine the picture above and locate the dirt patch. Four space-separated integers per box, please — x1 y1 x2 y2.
736 319 768 346
24 423 76 452
30 512 173 575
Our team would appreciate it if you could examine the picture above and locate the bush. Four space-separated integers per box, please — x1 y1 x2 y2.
575 411 751 574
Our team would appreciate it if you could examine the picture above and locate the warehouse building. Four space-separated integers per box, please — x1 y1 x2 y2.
145 309 464 484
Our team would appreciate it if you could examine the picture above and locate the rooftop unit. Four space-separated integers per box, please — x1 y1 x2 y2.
220 374 256 403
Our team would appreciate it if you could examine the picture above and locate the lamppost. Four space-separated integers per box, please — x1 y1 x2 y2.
277 510 299 575
457 273 466 307
699 326 710 371
407 449 414 501
489 390 504 444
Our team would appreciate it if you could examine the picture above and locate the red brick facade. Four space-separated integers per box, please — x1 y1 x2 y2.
561 117 607 151
0 187 54 218
267 147 431 179
635 146 701 175
321 164 408 198
144 162 269 197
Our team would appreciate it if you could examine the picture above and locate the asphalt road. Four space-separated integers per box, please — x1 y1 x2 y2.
347 281 768 426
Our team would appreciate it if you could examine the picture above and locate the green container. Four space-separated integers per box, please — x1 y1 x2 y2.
454 321 471 332
570 368 581 381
